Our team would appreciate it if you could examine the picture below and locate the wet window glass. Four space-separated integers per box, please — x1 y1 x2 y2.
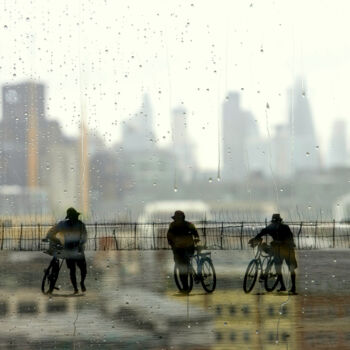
0 1 349 349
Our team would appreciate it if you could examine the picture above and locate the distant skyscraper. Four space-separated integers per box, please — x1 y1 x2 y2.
222 92 261 181
172 106 196 182
122 94 155 152
0 82 45 186
289 79 320 172
272 124 292 178
0 81 81 214
328 119 348 168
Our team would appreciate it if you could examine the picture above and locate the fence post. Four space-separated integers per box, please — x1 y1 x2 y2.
38 224 41 250
332 219 335 248
220 221 224 250
202 219 206 247
1 223 4 250
94 222 98 251
240 222 244 250
19 224 23 251
298 222 303 249
134 223 137 250
112 229 119 250
152 222 156 250
314 221 318 248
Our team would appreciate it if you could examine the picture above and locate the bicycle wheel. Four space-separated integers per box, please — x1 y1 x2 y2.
264 259 279 292
174 264 193 293
41 258 59 294
243 259 258 293
199 257 216 293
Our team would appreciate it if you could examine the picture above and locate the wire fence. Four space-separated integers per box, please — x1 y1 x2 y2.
0 221 349 251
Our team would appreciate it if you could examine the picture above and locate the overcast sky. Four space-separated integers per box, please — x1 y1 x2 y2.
0 0 349 169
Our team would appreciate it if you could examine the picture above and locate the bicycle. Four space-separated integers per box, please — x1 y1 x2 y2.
41 242 66 294
243 240 279 293
174 245 216 294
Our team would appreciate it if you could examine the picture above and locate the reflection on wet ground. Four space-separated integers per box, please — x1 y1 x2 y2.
0 249 349 349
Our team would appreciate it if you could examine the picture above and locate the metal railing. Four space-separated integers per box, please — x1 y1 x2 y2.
0 220 349 251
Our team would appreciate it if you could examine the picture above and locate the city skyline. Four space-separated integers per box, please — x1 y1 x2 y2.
1 0 350 169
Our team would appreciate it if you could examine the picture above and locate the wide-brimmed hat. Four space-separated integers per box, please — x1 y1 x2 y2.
172 210 185 220
66 207 81 219
271 213 282 222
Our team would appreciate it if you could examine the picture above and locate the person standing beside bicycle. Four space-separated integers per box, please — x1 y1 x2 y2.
43 207 87 294
167 210 200 293
249 213 297 294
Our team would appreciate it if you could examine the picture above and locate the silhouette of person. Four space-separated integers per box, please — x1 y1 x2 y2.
167 210 199 292
44 207 87 294
249 213 297 294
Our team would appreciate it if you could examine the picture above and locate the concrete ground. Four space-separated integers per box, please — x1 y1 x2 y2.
0 249 349 349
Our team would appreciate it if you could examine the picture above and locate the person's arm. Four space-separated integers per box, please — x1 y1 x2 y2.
255 227 267 240
248 227 267 245
189 223 199 240
44 223 59 242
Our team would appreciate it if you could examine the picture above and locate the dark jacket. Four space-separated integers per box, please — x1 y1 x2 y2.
47 219 87 252
255 222 295 248
167 220 199 249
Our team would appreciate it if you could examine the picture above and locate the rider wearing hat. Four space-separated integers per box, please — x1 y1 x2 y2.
249 213 297 294
167 210 200 292
44 207 87 294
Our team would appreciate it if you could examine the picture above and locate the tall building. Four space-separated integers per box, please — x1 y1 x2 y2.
328 119 348 168
289 79 320 173
272 124 292 178
222 92 261 182
0 81 81 215
122 94 155 152
172 106 196 182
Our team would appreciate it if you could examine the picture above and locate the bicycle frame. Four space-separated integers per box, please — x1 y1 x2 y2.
189 246 212 278
252 244 274 280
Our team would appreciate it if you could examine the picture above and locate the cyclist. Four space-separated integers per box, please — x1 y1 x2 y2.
167 210 200 293
249 213 297 294
43 207 87 294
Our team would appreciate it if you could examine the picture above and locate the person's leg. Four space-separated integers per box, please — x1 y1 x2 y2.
274 247 286 291
287 248 297 293
174 251 189 291
66 259 78 293
77 258 87 292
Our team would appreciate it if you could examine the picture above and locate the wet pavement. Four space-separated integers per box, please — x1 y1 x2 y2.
0 249 349 349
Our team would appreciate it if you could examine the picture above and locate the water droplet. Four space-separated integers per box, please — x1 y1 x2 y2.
208 177 213 183
266 102 270 109
174 187 178 192
153 182 157 187
302 91 306 97
308 205 312 210
217 177 221 182
255 330 259 335
306 152 310 157
279 188 283 192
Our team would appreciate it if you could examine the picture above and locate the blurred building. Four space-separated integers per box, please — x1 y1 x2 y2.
222 92 263 182
271 124 292 178
289 79 320 173
171 106 197 182
328 119 348 168
0 81 81 216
